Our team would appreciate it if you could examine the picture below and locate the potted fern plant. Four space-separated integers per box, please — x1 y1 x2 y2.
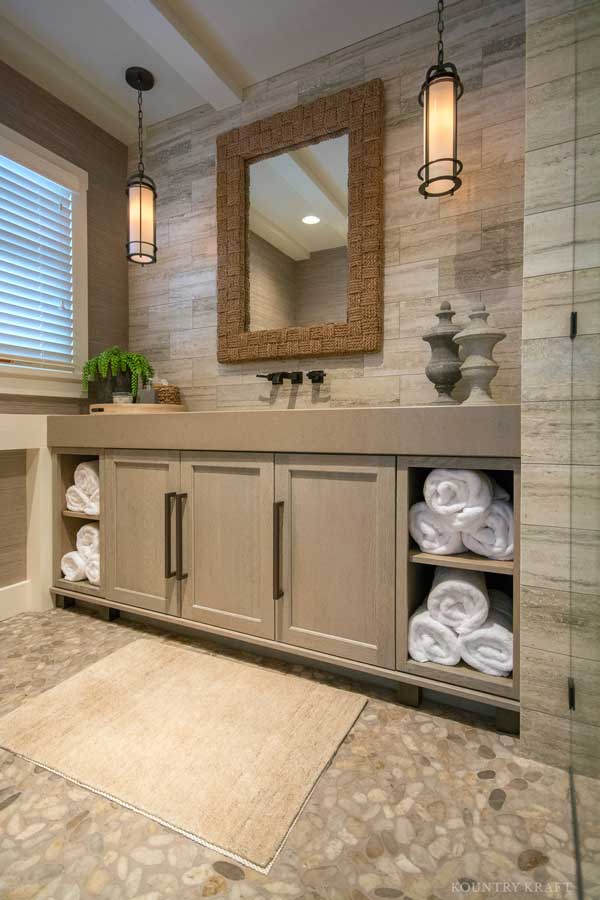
82 347 154 403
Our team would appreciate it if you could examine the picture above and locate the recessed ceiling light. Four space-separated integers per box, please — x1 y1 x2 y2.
302 215 320 225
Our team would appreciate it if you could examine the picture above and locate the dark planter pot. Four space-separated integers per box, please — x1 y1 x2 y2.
88 370 131 403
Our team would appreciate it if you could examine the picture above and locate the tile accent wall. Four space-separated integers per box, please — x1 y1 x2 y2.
520 0 600 777
129 0 526 411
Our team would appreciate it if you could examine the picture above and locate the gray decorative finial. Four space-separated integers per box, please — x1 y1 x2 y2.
422 300 462 405
453 303 506 405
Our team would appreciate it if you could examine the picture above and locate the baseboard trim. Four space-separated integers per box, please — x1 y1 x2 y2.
0 579 32 620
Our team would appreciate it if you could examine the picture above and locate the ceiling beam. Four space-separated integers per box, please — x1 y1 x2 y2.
265 153 348 242
249 210 310 262
103 0 243 111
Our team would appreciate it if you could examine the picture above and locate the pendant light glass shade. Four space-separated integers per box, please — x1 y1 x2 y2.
417 2 463 198
126 173 156 264
418 63 463 197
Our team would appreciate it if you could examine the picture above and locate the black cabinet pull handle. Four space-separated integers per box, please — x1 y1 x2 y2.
176 492 188 581
273 500 284 600
164 492 176 579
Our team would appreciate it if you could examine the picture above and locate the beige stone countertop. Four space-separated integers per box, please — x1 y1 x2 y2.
47 404 520 458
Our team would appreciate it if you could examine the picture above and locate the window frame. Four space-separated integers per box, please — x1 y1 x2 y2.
0 122 88 399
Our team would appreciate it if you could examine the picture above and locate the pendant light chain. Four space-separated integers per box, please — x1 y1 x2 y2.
437 0 445 66
137 86 145 177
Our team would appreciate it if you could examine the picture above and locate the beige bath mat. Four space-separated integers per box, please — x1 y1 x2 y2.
0 638 365 872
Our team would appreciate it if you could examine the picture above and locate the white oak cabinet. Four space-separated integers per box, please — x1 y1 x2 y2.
104 450 180 615
274 454 396 667
180 452 275 638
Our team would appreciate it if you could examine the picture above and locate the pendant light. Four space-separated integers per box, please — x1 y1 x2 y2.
126 66 157 264
418 0 463 198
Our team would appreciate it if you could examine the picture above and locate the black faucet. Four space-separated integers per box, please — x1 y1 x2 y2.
257 372 289 385
307 370 326 384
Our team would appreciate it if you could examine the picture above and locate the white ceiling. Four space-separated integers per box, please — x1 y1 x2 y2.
0 0 433 144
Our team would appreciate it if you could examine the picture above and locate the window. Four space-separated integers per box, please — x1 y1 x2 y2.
0 123 87 397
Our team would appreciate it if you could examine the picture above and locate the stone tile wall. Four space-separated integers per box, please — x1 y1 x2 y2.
520 0 600 777
129 0 526 411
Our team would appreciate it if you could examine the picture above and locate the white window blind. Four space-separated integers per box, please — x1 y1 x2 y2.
0 153 74 371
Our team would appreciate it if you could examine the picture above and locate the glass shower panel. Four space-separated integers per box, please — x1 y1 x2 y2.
569 1 600 894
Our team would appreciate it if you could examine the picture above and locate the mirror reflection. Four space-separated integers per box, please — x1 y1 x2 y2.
247 134 348 332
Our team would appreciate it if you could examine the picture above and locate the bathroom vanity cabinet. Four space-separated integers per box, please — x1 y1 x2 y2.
48 405 521 721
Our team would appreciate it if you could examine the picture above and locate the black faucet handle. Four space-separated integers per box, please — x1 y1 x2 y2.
307 370 326 384
289 371 303 384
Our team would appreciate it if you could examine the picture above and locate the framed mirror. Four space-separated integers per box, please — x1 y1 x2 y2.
216 79 384 363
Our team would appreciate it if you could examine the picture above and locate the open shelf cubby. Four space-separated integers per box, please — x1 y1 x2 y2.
53 448 103 597
397 456 520 702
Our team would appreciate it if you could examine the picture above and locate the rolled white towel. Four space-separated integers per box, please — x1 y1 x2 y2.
408 604 461 666
462 500 514 561
409 502 466 555
423 469 494 530
84 554 100 585
76 524 100 560
459 607 513 677
84 487 100 516
74 460 100 497
61 550 86 582
65 484 89 513
427 566 489 635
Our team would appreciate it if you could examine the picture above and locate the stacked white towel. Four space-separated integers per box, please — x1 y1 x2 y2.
408 604 461 666
427 567 489 635
408 569 514 676
60 550 86 582
65 461 100 515
60 524 100 585
462 500 514 561
459 590 513 676
408 468 514 561
408 502 466 555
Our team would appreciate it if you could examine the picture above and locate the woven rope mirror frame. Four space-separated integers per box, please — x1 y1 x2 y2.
216 79 385 363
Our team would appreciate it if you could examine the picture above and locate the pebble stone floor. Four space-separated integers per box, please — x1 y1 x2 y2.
0 608 598 900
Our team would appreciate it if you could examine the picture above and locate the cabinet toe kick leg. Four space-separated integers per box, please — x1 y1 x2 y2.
55 595 75 610
98 606 120 622
396 683 422 708
495 707 519 735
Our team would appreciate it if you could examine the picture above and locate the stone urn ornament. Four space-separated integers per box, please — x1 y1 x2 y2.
453 303 506 405
422 300 462 404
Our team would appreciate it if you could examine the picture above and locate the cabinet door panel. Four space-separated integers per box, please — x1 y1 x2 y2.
275 454 395 667
180 452 274 638
105 450 180 614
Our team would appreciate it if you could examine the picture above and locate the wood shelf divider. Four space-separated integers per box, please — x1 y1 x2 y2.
408 548 513 575
62 510 100 521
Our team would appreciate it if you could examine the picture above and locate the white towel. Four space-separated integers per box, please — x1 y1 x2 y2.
74 460 100 497
459 606 513 677
60 550 86 582
409 502 466 555
65 484 89 513
427 566 489 635
462 500 514 560
84 487 100 516
423 469 494 530
84 554 100 585
65 484 99 516
76 524 100 560
408 604 461 666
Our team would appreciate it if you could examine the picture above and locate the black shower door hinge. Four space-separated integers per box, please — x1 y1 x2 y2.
570 311 578 339
568 676 576 711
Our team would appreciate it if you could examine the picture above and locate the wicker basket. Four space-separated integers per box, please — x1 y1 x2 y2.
155 384 181 405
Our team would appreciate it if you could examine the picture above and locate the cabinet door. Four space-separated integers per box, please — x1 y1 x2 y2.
275 454 396 667
180 452 275 638
105 450 180 614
